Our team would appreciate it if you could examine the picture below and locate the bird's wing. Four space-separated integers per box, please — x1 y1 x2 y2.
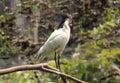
42 29 68 52
45 29 64 44
37 29 63 56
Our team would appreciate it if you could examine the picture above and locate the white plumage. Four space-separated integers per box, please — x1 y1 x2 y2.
36 14 71 69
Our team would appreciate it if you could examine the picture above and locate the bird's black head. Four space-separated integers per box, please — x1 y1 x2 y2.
62 14 72 20
58 14 72 28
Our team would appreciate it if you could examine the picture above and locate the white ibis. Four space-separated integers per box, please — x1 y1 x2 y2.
36 14 72 70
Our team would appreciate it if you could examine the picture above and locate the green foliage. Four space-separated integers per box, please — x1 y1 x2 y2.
73 7 120 83
0 71 37 83
0 30 10 55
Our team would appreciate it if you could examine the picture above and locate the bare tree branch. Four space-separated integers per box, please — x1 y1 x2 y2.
0 63 86 83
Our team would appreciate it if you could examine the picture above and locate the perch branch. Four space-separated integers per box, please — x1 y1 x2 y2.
0 63 86 83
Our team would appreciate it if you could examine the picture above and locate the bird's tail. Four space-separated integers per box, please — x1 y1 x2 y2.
36 50 46 63
36 53 40 61
36 52 42 61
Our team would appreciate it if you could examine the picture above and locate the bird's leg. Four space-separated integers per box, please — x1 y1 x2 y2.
58 55 61 70
54 53 67 83
54 52 58 68
54 52 61 70
58 55 67 83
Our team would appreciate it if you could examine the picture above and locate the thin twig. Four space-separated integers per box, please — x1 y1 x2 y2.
100 65 120 83
100 71 120 82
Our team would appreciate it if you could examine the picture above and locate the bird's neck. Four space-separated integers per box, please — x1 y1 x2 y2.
58 19 65 29
63 19 70 32
63 19 70 30
64 19 70 26
58 18 70 33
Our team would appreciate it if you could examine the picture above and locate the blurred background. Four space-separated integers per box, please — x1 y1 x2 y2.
0 0 120 83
